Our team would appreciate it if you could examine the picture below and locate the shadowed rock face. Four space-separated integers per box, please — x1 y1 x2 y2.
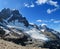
0 8 29 27
44 40 60 49
0 27 5 37
3 33 32 46
0 8 11 19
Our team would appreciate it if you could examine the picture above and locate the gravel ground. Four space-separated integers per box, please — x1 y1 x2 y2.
0 39 49 49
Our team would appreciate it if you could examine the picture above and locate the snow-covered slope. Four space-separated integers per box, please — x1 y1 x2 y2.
6 24 49 41
25 28 48 41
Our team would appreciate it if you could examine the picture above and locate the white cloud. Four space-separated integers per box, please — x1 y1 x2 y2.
47 9 52 14
35 0 47 5
24 3 35 8
47 0 59 14
50 19 54 21
50 19 60 23
48 0 59 7
41 23 47 26
36 0 59 14
36 19 60 23
36 20 43 22
36 19 51 23
29 23 34 25
24 3 28 7
47 8 58 14
36 0 59 7
54 20 60 23
30 4 35 7
24 0 59 13
24 3 29 8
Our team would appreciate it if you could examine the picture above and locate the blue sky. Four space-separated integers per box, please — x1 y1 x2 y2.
0 0 60 32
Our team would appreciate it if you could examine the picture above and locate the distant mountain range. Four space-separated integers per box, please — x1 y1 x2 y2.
0 8 60 49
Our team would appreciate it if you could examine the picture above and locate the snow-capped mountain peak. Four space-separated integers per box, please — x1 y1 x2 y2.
0 8 60 43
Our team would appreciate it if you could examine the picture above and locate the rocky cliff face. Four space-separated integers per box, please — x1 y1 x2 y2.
0 8 29 27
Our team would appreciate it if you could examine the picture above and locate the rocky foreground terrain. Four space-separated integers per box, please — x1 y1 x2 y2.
0 38 48 49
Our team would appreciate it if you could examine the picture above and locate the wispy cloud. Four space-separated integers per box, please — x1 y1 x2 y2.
50 19 54 21
47 0 59 7
30 4 35 7
36 20 43 22
24 0 59 13
29 22 34 25
36 19 60 23
53 20 60 23
36 19 50 23
50 19 60 23
41 23 47 26
24 3 29 8
35 0 47 5
49 19 60 23
35 0 59 7
47 8 59 14
24 3 35 8
35 0 59 14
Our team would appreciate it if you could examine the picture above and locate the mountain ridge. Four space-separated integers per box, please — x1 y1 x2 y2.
0 8 60 49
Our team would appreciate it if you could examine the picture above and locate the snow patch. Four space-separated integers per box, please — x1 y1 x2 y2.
41 29 45 32
25 28 48 41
